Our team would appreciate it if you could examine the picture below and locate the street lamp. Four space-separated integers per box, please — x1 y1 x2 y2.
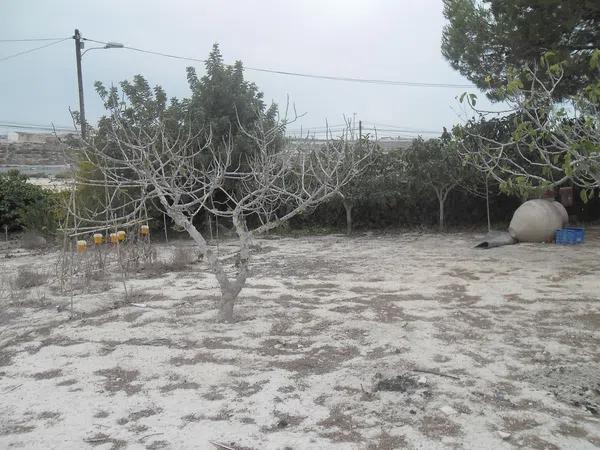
73 29 123 139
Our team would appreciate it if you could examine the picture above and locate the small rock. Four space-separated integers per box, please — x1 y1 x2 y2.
497 430 511 440
440 405 457 415
418 376 428 385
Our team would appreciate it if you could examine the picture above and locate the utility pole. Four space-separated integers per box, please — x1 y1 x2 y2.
74 29 86 140
358 120 362 141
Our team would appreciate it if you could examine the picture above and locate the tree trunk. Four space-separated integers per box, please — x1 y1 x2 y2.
162 200 250 322
485 175 491 232
438 196 445 232
220 293 235 322
342 199 353 235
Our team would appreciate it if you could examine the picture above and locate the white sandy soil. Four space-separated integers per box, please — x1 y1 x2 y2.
0 229 599 449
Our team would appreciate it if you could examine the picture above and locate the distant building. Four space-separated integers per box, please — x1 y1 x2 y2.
7 131 59 144
0 134 7 141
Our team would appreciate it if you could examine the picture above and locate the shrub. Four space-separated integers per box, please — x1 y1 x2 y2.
21 231 48 250
0 170 66 233
13 267 48 289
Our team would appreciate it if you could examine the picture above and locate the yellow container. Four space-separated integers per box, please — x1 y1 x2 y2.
140 225 150 236
93 233 103 245
76 240 87 253
117 230 126 242
109 233 118 244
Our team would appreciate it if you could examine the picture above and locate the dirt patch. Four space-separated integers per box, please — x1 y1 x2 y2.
146 440 170 449
261 411 306 432
372 301 406 323
525 365 600 416
366 431 408 449
317 404 363 442
419 415 462 439
574 312 600 329
446 268 480 281
83 432 126 449
374 374 419 393
160 381 200 393
202 390 225 401
94 367 142 396
231 380 269 397
329 304 369 314
271 345 360 375
121 310 147 323
556 422 588 439
117 407 162 425
501 415 540 433
37 411 61 421
31 369 63 380
294 282 338 290
438 283 481 306
0 351 14 367
519 435 560 450
170 351 236 366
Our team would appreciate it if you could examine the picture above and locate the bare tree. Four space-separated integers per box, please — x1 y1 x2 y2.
455 53 600 200
69 110 374 321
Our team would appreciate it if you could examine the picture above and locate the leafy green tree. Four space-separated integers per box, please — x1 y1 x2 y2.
442 0 600 100
337 143 405 234
455 53 600 200
404 135 469 231
93 43 278 155
185 44 279 163
86 43 280 228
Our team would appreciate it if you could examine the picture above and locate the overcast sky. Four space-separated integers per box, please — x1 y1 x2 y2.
0 0 494 138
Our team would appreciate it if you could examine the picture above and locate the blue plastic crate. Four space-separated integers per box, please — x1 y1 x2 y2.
555 227 585 245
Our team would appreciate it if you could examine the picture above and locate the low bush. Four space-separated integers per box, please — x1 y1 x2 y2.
13 267 48 290
0 170 66 234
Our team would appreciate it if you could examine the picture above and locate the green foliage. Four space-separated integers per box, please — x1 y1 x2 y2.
94 43 279 164
338 143 404 203
403 137 467 199
0 170 65 233
442 0 600 100
88 43 281 227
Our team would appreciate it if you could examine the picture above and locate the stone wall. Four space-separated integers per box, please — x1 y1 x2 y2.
0 141 67 166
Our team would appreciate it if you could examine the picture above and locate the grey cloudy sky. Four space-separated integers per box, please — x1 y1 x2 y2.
0 0 493 138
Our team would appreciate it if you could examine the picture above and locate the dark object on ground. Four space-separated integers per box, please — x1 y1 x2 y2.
475 231 516 249
21 231 47 250
374 374 419 392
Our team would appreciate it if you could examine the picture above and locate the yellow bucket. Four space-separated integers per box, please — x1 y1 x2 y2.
117 230 126 242
76 240 87 253
93 233 103 245
140 225 150 236
109 233 118 244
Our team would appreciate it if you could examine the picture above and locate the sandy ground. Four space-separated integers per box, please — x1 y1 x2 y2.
0 229 599 449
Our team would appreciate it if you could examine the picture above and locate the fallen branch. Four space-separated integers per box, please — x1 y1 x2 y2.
209 441 236 450
412 368 460 380
140 432 164 441
84 437 110 443
1 384 22 394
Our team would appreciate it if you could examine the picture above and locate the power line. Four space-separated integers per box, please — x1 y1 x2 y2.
0 38 70 63
84 37 474 89
0 122 76 132
0 37 70 42
0 119 75 128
